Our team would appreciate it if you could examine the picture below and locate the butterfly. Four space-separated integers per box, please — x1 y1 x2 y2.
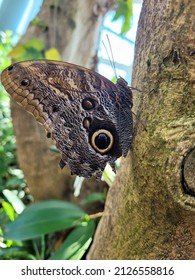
1 60 133 179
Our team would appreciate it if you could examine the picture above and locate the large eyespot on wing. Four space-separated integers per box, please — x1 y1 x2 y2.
88 117 122 159
91 129 114 154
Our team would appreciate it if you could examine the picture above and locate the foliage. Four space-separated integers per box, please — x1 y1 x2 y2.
9 38 60 62
5 200 86 240
0 31 26 193
0 31 12 70
113 0 133 35
31 16 47 30
49 220 95 260
80 192 106 205
0 31 29 259
9 38 45 61
0 199 96 260
45 47 60 60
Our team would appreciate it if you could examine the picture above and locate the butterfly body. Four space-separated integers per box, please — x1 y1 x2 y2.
1 60 133 178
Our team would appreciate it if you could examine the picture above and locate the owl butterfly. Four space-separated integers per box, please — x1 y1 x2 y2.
1 60 133 179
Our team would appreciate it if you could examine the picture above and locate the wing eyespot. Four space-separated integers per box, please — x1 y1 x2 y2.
83 117 92 130
91 129 114 154
82 98 97 110
21 79 30 87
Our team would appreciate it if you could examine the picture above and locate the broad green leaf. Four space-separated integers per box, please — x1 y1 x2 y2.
23 200 85 213
113 0 133 35
4 200 86 241
49 220 95 260
80 192 106 205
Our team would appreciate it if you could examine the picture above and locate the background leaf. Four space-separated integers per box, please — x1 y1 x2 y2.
113 0 133 35
4 200 86 240
1 201 15 221
45 48 60 60
80 192 106 205
49 220 95 260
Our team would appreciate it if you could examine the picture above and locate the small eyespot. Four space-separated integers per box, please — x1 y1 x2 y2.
82 98 96 110
91 129 114 154
83 117 92 130
52 105 59 112
47 132 51 138
21 79 30 86
8 65 14 71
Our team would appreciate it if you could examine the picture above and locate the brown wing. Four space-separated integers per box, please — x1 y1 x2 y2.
0 59 133 178
1 59 117 93
0 60 116 131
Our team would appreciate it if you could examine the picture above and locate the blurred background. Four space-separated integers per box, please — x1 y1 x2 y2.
0 0 142 80
0 0 142 260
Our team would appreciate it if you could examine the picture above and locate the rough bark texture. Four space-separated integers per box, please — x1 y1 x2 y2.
11 0 114 200
88 0 195 259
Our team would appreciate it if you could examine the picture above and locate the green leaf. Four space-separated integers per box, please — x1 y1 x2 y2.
80 192 106 205
5 176 24 189
49 220 95 260
45 48 60 60
4 200 86 241
111 76 117 83
2 201 15 221
23 38 45 51
9 38 45 62
9 45 26 60
113 0 133 35
0 247 36 260
31 17 47 29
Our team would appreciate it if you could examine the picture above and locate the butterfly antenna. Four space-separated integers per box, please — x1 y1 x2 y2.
102 36 117 80
106 34 117 79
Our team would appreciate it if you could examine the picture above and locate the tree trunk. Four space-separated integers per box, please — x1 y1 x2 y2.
88 0 195 260
11 0 113 200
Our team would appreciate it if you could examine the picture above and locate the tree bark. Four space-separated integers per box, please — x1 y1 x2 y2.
11 0 113 200
88 0 195 260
